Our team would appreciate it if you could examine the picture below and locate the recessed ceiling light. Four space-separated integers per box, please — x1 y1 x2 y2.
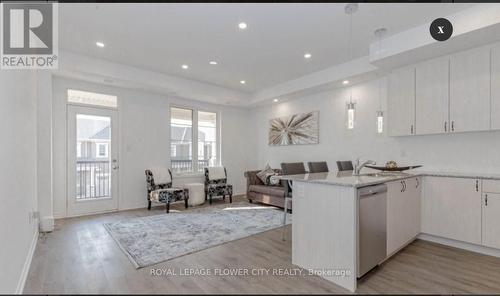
238 22 247 30
273 98 279 102
209 61 218 65
343 80 350 85
304 53 312 59
240 80 246 84
96 41 105 48
182 64 189 69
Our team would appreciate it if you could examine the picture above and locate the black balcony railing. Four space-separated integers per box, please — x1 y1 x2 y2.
76 160 110 199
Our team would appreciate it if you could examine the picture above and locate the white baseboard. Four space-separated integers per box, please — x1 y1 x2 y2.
16 228 39 294
53 212 66 220
418 233 500 258
55 194 248 219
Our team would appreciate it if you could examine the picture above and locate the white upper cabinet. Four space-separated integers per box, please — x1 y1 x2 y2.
449 46 491 133
492 43 500 130
416 57 450 135
388 66 415 137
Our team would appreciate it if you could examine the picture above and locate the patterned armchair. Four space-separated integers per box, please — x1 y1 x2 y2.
145 168 189 213
204 167 233 205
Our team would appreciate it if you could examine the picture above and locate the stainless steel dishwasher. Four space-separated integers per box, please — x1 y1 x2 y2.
357 184 387 278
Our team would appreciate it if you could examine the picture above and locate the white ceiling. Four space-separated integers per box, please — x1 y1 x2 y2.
59 3 476 94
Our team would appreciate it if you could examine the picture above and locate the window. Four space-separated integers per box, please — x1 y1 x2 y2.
76 142 82 158
96 143 109 158
68 89 117 108
198 111 218 170
170 107 219 174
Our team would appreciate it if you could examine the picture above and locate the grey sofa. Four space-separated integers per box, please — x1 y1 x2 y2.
244 169 286 208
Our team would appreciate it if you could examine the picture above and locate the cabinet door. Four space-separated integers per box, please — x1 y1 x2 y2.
482 193 500 249
492 44 500 130
421 177 482 244
416 57 450 135
388 66 416 137
386 178 420 256
387 180 407 255
406 177 421 238
450 46 491 133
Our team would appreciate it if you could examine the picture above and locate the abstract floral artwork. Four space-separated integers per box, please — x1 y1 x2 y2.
268 111 319 146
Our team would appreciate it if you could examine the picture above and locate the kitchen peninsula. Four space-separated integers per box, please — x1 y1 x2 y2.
281 170 500 292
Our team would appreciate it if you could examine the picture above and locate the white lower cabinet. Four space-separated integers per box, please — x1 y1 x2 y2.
482 192 500 249
387 177 421 256
421 177 482 245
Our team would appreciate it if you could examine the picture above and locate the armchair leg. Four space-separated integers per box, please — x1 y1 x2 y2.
166 202 170 213
222 195 225 200
229 194 233 203
184 198 188 209
148 200 151 210
209 194 212 205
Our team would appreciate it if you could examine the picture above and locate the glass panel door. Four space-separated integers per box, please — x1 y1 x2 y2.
67 105 119 216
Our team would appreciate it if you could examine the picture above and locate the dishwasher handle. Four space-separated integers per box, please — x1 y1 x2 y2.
358 184 388 197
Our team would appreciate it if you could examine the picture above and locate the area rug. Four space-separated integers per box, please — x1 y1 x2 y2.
104 204 291 268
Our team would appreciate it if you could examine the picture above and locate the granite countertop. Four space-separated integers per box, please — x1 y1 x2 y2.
279 170 500 188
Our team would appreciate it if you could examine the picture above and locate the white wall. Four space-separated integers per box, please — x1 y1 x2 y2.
0 71 39 293
52 77 252 218
249 77 500 174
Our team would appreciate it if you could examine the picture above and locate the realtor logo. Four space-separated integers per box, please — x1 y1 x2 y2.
1 2 58 69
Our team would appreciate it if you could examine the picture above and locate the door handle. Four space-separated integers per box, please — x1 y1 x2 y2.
444 122 447 132
410 125 414 134
485 194 488 206
476 180 479 192
451 121 455 132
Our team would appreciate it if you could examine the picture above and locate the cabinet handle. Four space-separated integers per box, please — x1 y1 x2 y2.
411 125 414 134
416 178 419 188
451 121 455 132
403 180 407 192
476 180 479 192
401 181 404 192
485 194 488 206
444 122 447 132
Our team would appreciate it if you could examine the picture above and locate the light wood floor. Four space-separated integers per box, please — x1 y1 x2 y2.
25 196 500 294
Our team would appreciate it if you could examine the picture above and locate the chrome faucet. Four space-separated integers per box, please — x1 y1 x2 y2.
353 158 376 175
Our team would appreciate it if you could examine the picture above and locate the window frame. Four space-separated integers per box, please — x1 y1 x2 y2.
169 104 221 176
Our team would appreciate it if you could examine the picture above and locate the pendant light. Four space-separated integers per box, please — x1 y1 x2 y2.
374 28 387 134
345 3 358 130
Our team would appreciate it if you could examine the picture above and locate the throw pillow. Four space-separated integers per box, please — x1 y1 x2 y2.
256 164 275 185
268 175 281 186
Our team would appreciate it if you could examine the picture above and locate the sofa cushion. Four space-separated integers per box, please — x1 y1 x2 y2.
249 185 285 197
